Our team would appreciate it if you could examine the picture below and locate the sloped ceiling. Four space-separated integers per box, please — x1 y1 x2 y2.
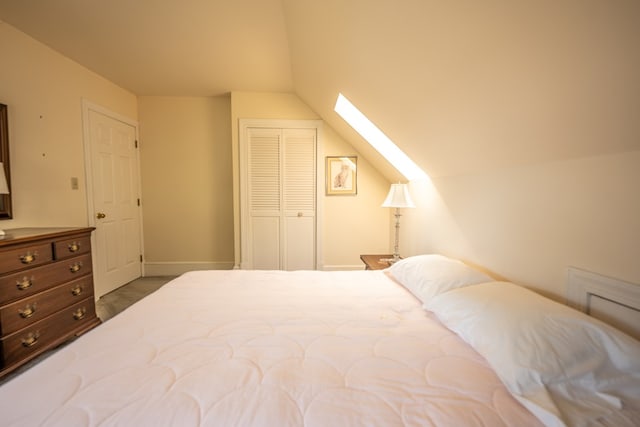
0 0 293 95
1 0 638 179
283 0 640 178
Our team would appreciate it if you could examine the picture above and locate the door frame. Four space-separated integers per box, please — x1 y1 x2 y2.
81 99 145 295
238 119 324 270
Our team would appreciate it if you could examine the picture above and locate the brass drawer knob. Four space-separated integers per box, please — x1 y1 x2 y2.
21 331 40 348
73 307 86 320
68 242 80 252
69 262 83 273
71 286 83 296
19 251 37 264
18 303 37 319
16 277 33 291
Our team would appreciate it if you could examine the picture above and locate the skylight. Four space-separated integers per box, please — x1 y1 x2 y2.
334 93 428 181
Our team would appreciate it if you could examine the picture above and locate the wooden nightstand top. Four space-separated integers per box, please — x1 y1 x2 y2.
360 254 395 270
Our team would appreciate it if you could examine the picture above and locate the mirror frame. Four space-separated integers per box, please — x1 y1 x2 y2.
0 103 12 220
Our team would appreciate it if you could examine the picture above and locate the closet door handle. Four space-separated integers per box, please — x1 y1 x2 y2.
96 212 106 219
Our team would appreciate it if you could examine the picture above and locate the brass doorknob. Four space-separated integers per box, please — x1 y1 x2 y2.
96 212 106 219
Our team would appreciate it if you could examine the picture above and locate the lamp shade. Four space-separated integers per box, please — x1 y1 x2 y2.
0 163 8 195
381 183 415 208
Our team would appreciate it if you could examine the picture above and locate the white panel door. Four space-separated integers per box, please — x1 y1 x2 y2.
88 109 142 296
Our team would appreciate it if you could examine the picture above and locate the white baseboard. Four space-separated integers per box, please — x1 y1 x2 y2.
144 261 234 276
321 264 365 271
144 262 363 275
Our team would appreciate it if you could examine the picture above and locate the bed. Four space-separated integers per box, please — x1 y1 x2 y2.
0 255 638 426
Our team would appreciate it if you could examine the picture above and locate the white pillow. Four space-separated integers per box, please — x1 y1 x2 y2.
384 254 492 303
425 281 640 427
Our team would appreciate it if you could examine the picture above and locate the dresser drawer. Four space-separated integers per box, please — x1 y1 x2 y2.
0 275 95 336
0 253 92 305
0 243 53 274
54 235 91 260
1 298 97 368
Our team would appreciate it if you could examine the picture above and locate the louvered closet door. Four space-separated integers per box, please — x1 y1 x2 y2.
283 128 316 270
246 127 316 270
248 128 282 269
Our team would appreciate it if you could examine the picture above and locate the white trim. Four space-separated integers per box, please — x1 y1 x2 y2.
81 99 145 279
82 100 139 130
315 124 324 269
566 267 640 312
566 267 640 339
321 264 364 271
144 262 234 276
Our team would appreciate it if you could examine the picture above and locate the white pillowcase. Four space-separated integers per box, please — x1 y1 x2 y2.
385 254 492 303
425 281 640 427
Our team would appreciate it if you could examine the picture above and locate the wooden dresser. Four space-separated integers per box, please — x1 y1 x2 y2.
0 227 101 378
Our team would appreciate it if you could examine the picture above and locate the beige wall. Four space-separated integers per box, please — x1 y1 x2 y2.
230 92 390 269
401 150 640 301
321 125 391 268
139 92 389 274
138 96 234 274
0 21 137 228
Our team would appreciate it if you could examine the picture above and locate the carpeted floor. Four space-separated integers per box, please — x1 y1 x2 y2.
0 276 175 385
96 276 176 322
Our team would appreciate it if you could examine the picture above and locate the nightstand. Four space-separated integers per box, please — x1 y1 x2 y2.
360 254 395 270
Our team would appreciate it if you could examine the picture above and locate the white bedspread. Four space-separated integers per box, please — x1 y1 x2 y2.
0 270 542 426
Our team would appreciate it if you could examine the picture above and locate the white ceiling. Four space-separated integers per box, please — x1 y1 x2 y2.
1 0 638 180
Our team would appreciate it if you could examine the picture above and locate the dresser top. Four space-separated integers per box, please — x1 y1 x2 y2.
0 227 95 247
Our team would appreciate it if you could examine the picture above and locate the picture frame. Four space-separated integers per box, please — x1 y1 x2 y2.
326 156 357 196
0 104 12 220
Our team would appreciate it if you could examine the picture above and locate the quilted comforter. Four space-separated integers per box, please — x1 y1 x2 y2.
0 270 542 426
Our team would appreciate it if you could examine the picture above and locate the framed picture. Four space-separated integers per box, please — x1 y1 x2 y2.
326 156 357 195
0 104 12 219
